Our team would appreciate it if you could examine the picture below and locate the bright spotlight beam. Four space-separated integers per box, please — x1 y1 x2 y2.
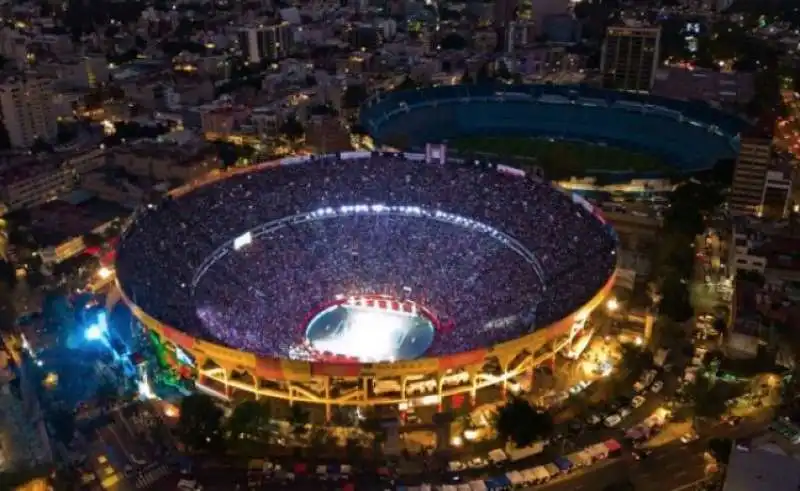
309 309 410 362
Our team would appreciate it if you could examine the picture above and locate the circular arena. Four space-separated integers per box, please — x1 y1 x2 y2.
360 84 746 175
115 152 618 412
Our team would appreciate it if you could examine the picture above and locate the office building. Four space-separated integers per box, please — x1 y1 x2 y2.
0 76 57 148
600 26 661 92
238 22 294 64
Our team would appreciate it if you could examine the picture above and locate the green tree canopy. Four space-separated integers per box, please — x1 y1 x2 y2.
440 32 467 51
288 403 310 436
226 399 271 443
343 84 369 109
618 342 654 376
493 397 553 448
279 116 305 142
686 376 728 426
177 393 225 452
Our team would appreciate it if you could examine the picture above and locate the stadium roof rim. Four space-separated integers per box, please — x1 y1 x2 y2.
190 204 546 291
366 93 732 142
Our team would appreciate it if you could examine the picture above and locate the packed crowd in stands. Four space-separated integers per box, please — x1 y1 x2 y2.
116 153 617 359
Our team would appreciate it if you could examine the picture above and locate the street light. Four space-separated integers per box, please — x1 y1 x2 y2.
606 298 619 312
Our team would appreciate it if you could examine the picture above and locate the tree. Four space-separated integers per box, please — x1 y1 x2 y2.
82 232 104 250
659 275 694 323
0 278 15 336
460 68 472 84
177 393 225 452
48 406 76 445
440 32 467 51
278 116 305 142
395 77 416 91
288 403 310 437
618 343 653 377
41 291 75 334
686 376 727 428
343 84 369 109
493 397 553 448
94 382 119 409
495 61 512 81
707 437 732 464
215 141 240 168
226 399 271 444
476 63 492 84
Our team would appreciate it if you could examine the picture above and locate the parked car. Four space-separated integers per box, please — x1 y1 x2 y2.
619 407 632 419
604 415 622 428
586 414 602 426
651 381 664 393
631 395 646 408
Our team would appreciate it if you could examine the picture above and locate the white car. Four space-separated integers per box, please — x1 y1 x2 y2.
631 395 646 408
586 414 602 426
618 407 632 419
604 414 622 428
468 457 489 469
651 381 664 393
680 432 699 444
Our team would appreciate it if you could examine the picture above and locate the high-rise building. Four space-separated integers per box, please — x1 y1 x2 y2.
238 22 294 64
494 0 519 51
600 26 661 92
729 137 777 217
0 76 57 149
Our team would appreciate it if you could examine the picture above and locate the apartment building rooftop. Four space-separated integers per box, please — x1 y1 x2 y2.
723 438 800 491
28 195 131 247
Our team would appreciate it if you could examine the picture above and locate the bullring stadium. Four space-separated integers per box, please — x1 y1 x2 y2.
115 150 618 415
360 84 745 175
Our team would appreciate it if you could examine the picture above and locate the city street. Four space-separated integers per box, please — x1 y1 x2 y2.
530 413 772 491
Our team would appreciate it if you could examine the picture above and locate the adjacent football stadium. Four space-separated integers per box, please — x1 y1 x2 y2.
360 84 746 178
115 152 618 413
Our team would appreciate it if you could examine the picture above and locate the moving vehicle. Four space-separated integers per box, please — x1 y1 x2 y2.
680 432 699 444
604 415 622 428
650 381 664 393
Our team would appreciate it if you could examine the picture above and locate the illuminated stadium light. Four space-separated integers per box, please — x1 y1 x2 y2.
85 324 104 341
233 232 252 250
84 312 108 341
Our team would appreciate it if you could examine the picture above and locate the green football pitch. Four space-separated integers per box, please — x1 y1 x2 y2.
451 137 668 178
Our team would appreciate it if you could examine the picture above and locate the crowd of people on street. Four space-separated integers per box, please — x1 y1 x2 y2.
117 153 616 359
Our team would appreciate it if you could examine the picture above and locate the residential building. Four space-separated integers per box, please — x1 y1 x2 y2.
0 148 107 211
237 22 294 64
728 217 800 289
600 26 661 92
651 67 755 106
0 75 57 148
729 138 775 217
